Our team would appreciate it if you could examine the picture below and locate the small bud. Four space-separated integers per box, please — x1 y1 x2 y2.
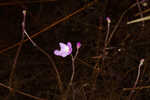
106 17 111 24
76 42 81 49
142 2 148 7
22 10 26 15
139 58 144 66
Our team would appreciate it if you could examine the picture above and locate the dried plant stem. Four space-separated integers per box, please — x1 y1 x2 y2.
69 55 75 86
8 10 26 98
0 0 56 6
123 85 150 91
107 0 144 47
69 49 79 86
135 8 150 17
35 45 63 92
62 48 79 100
24 30 36 46
0 0 98 54
22 10 63 93
102 18 111 63
105 21 110 46
94 1 144 61
128 59 144 100
0 82 47 100
136 0 144 26
127 15 150 24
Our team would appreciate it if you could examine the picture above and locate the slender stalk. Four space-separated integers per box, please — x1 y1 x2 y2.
8 10 26 97
136 0 144 26
128 59 144 100
62 48 80 100
0 0 56 6
103 17 111 56
69 55 75 86
105 18 111 45
69 48 79 86
0 82 47 100
0 0 98 54
123 85 150 91
127 15 150 24
106 1 145 46
102 17 111 68
35 45 63 92
24 30 36 46
22 10 63 93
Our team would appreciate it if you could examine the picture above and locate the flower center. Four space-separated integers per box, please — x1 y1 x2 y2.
65 46 69 53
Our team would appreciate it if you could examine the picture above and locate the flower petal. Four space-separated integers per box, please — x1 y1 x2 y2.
67 42 72 48
54 50 60 56
67 42 72 54
59 42 69 51
54 42 72 57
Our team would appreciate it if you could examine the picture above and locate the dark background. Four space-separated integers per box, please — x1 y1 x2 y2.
0 0 150 100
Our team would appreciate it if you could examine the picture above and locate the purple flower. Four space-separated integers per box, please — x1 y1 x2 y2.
54 42 72 58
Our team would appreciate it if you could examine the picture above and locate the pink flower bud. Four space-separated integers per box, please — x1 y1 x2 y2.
106 17 111 23
76 42 81 49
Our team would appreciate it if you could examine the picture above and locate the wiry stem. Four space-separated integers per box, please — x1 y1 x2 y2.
136 0 144 27
0 82 47 100
69 48 79 86
0 0 98 55
128 59 144 100
62 48 80 100
22 10 63 93
102 17 111 67
8 10 26 98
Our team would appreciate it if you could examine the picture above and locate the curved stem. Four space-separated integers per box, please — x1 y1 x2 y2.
22 10 63 93
69 48 79 86
69 55 75 86
9 10 26 94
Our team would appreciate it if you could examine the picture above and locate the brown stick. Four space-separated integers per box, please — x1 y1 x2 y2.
0 0 98 54
123 85 150 91
0 0 56 6
128 59 144 100
136 0 144 26
8 10 26 98
0 82 47 100
22 10 63 93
